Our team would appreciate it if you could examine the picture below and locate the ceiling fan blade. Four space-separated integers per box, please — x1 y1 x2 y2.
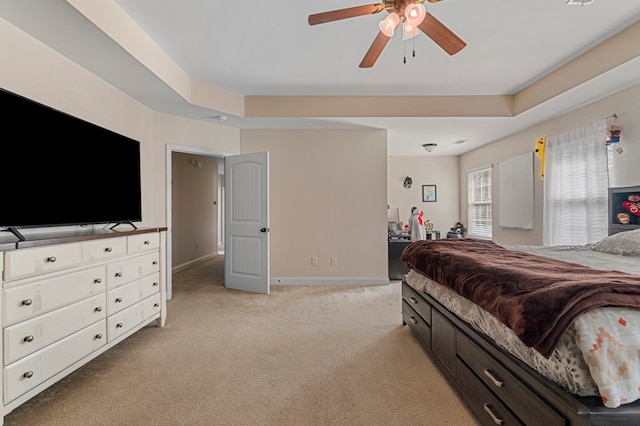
359 31 391 68
417 13 466 55
308 3 385 26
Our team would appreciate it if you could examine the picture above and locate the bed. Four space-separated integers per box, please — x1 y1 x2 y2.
400 228 640 426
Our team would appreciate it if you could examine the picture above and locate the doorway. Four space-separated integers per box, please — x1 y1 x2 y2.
166 145 229 299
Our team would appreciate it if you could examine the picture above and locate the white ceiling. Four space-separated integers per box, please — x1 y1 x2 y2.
2 0 640 155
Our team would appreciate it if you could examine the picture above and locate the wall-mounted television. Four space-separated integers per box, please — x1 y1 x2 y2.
1 87 142 239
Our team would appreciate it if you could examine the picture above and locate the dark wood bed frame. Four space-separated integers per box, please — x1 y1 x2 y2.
401 280 640 426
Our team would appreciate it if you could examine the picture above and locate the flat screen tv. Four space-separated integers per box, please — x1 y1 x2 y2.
1 88 142 239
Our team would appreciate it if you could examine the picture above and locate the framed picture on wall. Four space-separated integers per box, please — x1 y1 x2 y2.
422 185 437 202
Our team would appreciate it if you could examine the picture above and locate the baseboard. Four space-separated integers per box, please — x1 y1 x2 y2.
172 253 218 273
270 277 389 286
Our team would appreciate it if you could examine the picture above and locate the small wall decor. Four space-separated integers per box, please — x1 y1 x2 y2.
422 185 437 202
403 176 413 189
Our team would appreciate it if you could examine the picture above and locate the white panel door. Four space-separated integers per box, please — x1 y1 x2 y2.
224 152 269 294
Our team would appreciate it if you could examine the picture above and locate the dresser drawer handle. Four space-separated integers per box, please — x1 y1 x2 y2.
483 403 503 425
409 297 418 304
23 335 34 343
152 261 158 265
46 256 57 263
483 369 504 387
153 282 159 287
154 303 159 308
95 333 103 340
144 240 150 245
116 323 124 328
115 297 123 303
409 316 418 325
21 299 33 306
23 371 34 379
95 306 103 312
94 278 102 284
115 272 123 277
105 247 113 252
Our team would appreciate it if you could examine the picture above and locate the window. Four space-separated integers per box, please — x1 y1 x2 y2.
543 120 608 246
468 166 492 238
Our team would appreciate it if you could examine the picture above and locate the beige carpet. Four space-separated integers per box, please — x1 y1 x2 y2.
4 256 479 426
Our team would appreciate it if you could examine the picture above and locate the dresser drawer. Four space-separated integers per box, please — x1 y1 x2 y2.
106 252 160 290
457 332 564 426
4 321 107 404
3 242 82 282
457 359 524 426
107 293 161 342
106 273 160 316
402 282 431 325
3 266 106 326
4 294 106 364
82 237 127 262
127 233 160 254
402 300 431 350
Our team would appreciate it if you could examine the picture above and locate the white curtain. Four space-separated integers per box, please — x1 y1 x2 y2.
543 119 609 246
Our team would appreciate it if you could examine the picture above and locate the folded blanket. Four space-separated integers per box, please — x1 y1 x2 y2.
401 239 640 357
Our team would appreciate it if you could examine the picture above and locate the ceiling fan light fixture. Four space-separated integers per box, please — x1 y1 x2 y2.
379 12 400 37
402 22 420 40
404 4 426 26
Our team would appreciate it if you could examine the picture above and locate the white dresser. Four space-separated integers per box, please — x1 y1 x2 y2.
0 228 166 423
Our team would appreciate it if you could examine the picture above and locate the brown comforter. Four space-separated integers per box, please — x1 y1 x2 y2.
401 239 640 358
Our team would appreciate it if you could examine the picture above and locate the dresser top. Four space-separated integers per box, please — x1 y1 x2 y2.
1 227 166 251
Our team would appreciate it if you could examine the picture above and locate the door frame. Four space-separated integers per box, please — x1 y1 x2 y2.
165 145 232 300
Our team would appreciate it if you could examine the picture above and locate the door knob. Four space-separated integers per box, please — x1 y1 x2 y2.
260 227 267 232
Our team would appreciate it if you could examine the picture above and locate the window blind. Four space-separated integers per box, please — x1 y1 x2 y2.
468 166 492 238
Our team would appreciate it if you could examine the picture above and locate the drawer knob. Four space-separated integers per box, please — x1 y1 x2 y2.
95 333 103 340
409 297 418 304
152 261 158 265
483 369 504 388
116 323 124 328
483 403 504 425
94 278 102 284
144 240 150 245
153 282 159 287
105 247 113 252
21 299 33 306
23 371 34 379
95 306 103 312
115 272 123 277
46 256 57 263
154 303 159 308
23 335 34 343
115 297 123 303
409 316 418 325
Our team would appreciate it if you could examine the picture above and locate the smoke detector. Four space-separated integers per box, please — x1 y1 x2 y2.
422 143 438 152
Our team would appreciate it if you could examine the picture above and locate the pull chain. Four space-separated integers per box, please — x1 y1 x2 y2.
403 21 407 64
412 31 416 58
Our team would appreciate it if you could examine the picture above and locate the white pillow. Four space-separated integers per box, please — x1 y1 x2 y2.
592 228 640 256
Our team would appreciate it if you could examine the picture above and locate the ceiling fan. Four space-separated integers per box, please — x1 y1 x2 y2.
308 0 466 68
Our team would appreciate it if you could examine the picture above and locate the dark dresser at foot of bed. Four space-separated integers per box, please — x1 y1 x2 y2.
401 281 640 426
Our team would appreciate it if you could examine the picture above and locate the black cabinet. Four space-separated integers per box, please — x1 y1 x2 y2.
388 239 411 280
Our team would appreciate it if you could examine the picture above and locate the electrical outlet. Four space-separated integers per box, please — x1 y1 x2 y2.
311 257 319 266
330 257 338 266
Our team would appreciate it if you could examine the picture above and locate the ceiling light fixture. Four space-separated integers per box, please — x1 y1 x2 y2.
565 0 594 5
422 143 438 152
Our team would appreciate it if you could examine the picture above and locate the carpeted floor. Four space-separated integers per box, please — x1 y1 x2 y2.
3 256 479 425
